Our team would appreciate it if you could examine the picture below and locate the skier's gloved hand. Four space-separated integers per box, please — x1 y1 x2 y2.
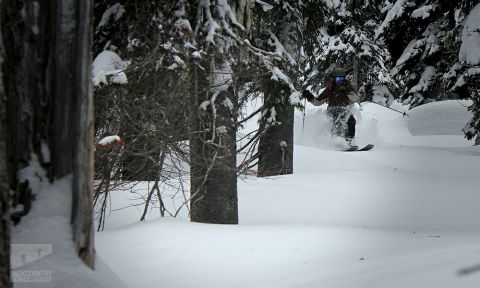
302 90 315 101
347 92 360 103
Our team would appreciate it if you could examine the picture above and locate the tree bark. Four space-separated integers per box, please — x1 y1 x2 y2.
67 0 95 268
2 0 51 224
257 81 294 177
257 3 299 177
189 55 238 224
0 9 12 285
188 0 239 224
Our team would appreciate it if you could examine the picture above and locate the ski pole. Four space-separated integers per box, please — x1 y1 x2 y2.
302 97 307 140
364 101 410 117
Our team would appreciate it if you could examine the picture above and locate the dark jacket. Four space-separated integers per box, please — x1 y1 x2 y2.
320 80 356 108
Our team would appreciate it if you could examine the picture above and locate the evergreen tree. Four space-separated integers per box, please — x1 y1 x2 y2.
376 0 478 107
377 0 480 143
256 0 303 177
304 0 393 103
188 0 303 221
189 0 245 224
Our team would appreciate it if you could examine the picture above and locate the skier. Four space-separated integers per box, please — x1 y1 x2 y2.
302 67 359 146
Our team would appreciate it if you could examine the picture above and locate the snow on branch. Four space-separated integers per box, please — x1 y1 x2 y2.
268 65 301 105
375 0 415 39
92 50 130 86
199 0 245 45
459 3 480 66
96 135 124 148
194 0 302 109
207 61 234 118
217 0 245 31
175 18 194 38
206 18 221 44
394 39 425 71
268 31 296 66
321 0 340 10
411 4 436 20
408 66 436 94
266 107 276 124
320 33 356 59
167 55 186 70
97 3 125 30
253 0 273 12
270 67 293 89
199 59 235 141
197 0 279 60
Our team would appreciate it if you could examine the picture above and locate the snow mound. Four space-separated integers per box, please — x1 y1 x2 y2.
408 100 473 136
12 156 127 288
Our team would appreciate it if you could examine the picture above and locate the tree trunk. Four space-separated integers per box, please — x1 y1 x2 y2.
0 10 12 285
257 81 294 177
67 0 95 268
1 0 94 268
189 55 238 224
2 0 49 224
49 0 95 268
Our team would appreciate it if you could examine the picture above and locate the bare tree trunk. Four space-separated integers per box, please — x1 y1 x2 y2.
68 0 95 267
2 0 50 224
0 10 12 285
1 0 94 268
49 0 95 268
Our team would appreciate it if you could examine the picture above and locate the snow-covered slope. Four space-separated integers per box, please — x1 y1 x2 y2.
11 160 128 288
96 101 480 288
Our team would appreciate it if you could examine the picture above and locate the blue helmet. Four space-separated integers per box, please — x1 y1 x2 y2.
332 67 346 83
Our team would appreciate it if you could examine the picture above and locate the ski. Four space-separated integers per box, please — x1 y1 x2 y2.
343 144 374 152
342 145 359 151
358 144 374 151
